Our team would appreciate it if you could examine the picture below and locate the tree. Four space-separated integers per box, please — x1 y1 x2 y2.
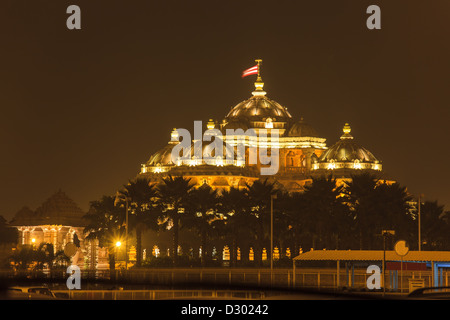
186 184 220 266
10 245 36 270
302 175 350 250
157 175 195 266
281 191 309 257
83 195 124 270
220 186 253 266
118 177 159 267
419 200 449 250
34 243 55 271
344 172 381 249
0 216 18 244
245 179 278 265
373 182 413 245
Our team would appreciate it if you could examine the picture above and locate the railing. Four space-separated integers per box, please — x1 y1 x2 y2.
52 289 265 300
6 268 447 294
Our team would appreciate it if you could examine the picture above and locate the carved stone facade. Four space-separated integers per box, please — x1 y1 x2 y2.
139 78 384 191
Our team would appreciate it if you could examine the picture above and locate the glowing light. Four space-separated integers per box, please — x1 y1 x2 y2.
207 119 215 130
327 161 336 170
115 241 122 248
273 247 280 260
170 128 179 141
223 245 230 261
153 166 163 173
31 238 36 243
262 248 267 261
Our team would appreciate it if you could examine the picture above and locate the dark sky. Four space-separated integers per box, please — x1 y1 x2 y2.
0 0 449 220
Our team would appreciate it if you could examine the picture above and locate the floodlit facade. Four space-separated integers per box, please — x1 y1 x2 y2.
10 190 109 270
139 76 384 191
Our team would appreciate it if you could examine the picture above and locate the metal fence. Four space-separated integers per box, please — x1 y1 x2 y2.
8 267 447 294
52 289 265 300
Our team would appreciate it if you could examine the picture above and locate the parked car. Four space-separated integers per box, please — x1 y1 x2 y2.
8 286 57 299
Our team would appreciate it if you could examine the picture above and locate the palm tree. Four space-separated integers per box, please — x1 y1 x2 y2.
282 191 308 257
83 195 124 270
419 200 449 250
219 186 252 266
245 179 278 265
343 172 381 249
185 184 221 266
302 174 349 249
157 175 195 266
118 177 159 267
374 182 413 245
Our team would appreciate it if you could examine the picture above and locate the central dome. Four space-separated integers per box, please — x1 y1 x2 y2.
225 95 292 122
225 79 292 124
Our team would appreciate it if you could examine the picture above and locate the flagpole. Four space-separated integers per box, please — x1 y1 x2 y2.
255 59 262 81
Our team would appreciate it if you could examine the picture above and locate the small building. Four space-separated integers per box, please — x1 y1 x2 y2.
293 249 450 292
9 190 109 270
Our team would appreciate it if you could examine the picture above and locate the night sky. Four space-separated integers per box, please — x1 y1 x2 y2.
1 0 449 220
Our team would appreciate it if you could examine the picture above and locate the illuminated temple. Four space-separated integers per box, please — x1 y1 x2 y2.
139 68 384 191
8 63 389 269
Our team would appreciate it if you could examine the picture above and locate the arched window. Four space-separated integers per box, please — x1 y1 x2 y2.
286 151 295 167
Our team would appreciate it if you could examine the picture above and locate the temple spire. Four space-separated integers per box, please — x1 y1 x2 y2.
252 59 266 96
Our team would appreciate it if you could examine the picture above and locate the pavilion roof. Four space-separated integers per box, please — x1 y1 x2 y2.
293 250 450 262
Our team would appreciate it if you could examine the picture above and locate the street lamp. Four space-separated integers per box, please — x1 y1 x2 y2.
381 230 395 296
270 193 277 286
114 192 130 270
418 194 423 251
115 241 122 264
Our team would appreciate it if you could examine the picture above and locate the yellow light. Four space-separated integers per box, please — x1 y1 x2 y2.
115 241 122 248
31 238 36 243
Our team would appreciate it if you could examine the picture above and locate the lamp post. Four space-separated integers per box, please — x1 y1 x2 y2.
381 230 395 296
270 194 277 286
418 194 423 251
115 241 122 266
115 192 130 270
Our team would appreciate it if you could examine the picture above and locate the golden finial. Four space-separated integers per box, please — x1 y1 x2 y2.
343 123 351 134
207 119 215 130
341 123 353 139
252 59 266 96
170 128 179 142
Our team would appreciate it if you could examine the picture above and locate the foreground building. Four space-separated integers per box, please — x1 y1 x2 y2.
10 190 109 270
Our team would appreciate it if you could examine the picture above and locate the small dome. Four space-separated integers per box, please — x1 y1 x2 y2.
319 123 379 163
287 118 319 137
314 123 382 171
146 143 176 166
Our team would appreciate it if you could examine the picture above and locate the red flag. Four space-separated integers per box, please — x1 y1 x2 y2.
241 64 259 78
